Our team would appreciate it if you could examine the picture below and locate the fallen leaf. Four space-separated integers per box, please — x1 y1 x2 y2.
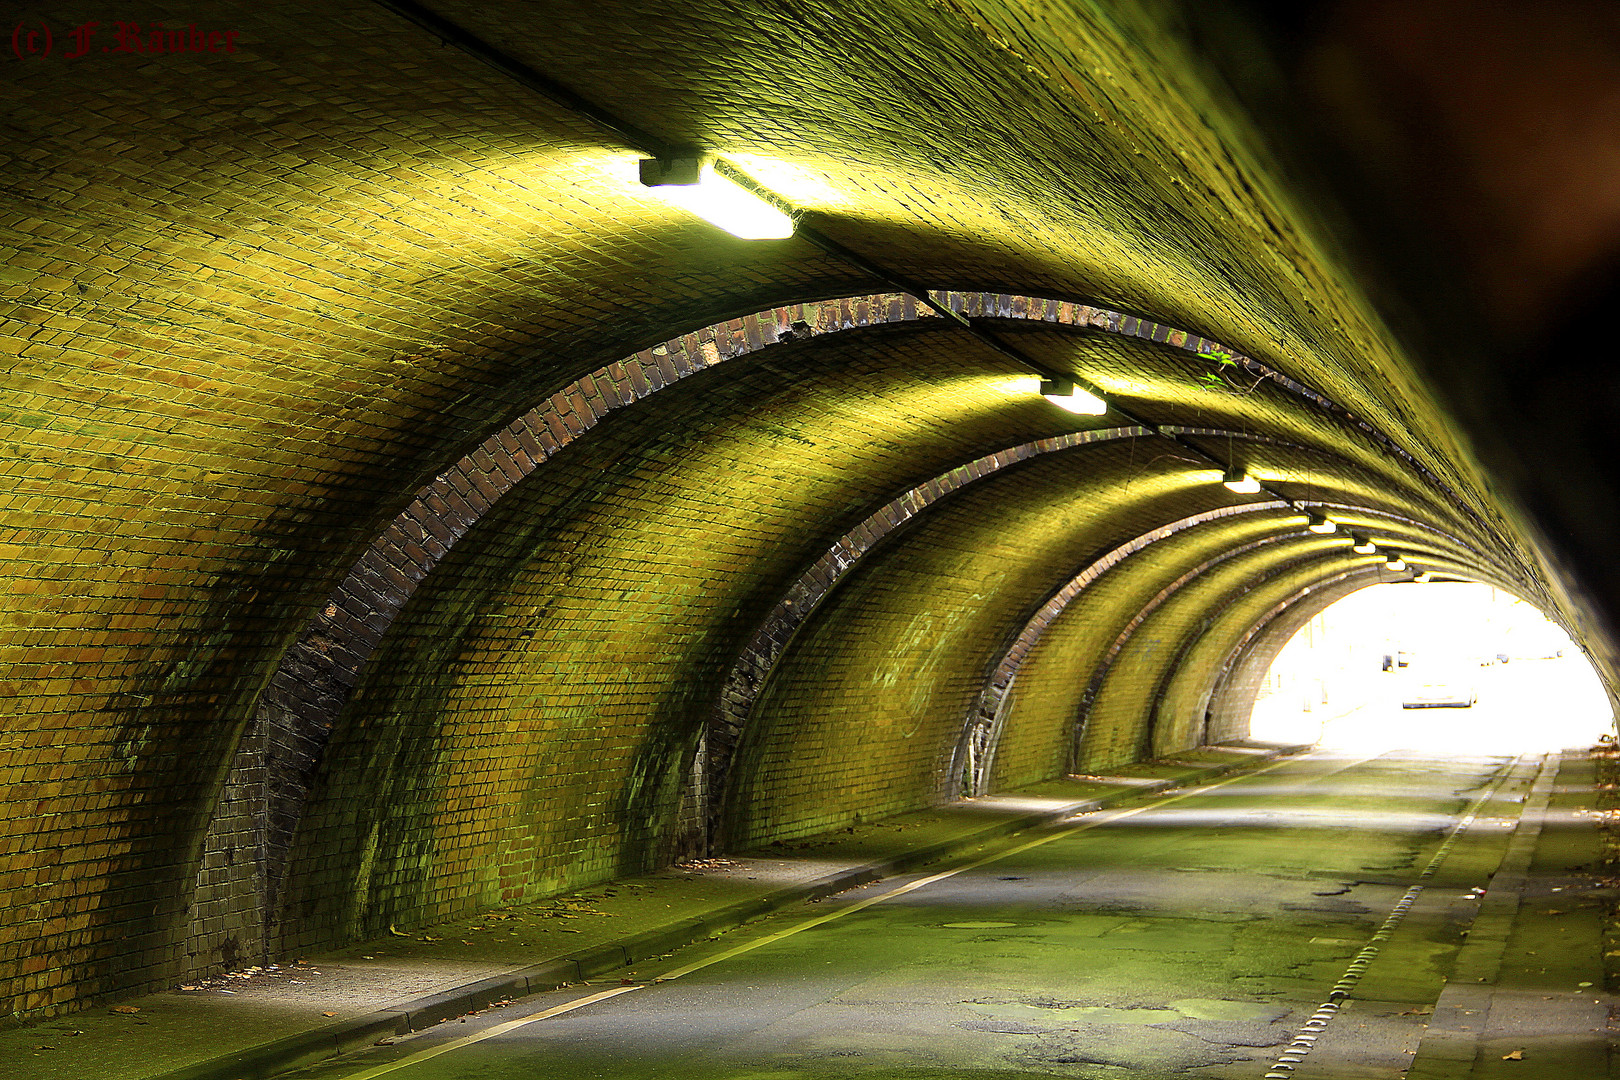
321 1011 336 1017
1503 1050 1524 1060
110 1005 141 1014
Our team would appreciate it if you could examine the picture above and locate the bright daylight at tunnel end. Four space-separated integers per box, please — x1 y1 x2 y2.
5 1 1620 1078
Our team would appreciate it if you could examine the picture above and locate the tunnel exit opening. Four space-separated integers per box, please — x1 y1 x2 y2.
1247 583 1615 753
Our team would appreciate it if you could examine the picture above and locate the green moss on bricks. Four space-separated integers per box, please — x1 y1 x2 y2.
989 513 1288 790
727 447 1240 848
1132 541 1353 758
1153 562 1390 753
276 329 1106 953
1205 575 1380 743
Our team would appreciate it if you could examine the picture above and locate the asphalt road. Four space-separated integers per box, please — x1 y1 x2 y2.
283 750 1536 1080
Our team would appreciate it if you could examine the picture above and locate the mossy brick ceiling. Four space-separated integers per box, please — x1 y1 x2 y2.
443 0 1504 517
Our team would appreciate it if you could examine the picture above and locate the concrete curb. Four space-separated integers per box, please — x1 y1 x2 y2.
147 743 1307 1080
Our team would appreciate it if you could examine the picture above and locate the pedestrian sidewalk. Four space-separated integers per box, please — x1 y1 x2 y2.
0 742 1301 1080
1407 749 1619 1079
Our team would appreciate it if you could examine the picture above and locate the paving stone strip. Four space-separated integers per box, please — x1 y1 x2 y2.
1405 751 1612 1079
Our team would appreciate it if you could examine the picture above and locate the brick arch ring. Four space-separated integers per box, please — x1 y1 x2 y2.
692 429 1490 850
943 491 1485 798
1057 509 1485 774
1139 549 1520 759
1202 559 1531 737
196 289 1505 948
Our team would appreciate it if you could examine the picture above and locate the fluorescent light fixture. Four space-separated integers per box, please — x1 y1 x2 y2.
1351 535 1376 554
1306 514 1337 534
640 157 794 240
1385 555 1407 571
1222 469 1261 494
1039 378 1108 415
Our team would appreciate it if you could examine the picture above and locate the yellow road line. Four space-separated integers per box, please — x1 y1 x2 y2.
331 984 644 1080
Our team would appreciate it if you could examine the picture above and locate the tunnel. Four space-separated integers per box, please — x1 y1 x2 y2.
5 1 1620 1077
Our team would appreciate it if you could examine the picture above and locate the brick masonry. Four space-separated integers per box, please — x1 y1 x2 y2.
1203 574 1385 744
688 424 1152 854
966 515 1299 791
954 503 1285 794
722 454 1279 847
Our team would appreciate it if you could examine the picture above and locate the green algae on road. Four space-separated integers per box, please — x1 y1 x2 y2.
279 752 1533 1080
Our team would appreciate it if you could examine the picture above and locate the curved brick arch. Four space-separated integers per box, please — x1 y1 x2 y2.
1196 568 1387 738
18 0 1620 1026
951 499 1485 796
1157 427 1493 552
1205 575 1387 742
191 290 939 964
252 296 1485 837
959 302 1509 561
190 289 1496 966
1084 530 1492 763
699 431 1471 840
1204 565 1537 740
1164 554 1528 752
996 511 1482 777
680 425 1153 852
950 503 1289 796
1139 545 1387 757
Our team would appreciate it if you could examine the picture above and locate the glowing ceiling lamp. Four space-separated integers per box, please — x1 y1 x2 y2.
1222 469 1262 494
1039 378 1108 415
1385 553 1407 572
1351 535 1377 554
1306 513 1337 534
640 157 795 240
1416 571 1434 582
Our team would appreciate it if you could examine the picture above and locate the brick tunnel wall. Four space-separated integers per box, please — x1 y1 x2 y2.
1 0 1603 1024
726 447 1220 847
989 514 1303 781
274 324 1080 950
